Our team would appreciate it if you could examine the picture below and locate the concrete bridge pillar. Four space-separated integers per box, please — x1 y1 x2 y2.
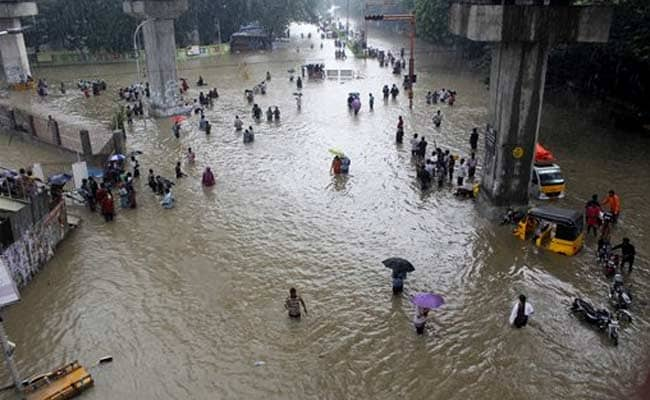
449 1 612 211
0 1 37 85
123 0 188 117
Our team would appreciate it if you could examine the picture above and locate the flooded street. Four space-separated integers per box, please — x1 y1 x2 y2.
1 23 649 399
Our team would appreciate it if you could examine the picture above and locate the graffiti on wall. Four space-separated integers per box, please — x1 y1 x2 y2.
150 79 181 110
0 201 66 288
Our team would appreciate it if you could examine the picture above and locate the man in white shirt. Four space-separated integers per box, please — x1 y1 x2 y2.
410 134 419 156
427 150 438 165
456 158 467 186
424 160 434 176
467 152 478 178
509 294 534 328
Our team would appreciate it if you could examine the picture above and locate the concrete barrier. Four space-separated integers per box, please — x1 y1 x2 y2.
0 100 116 157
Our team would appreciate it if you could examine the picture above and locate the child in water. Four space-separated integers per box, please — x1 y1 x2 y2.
413 307 430 335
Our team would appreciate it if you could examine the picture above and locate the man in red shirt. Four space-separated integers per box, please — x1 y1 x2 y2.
100 192 115 222
330 156 342 175
585 202 601 237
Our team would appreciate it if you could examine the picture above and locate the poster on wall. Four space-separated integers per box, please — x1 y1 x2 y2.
32 163 45 182
0 259 20 307
72 161 88 189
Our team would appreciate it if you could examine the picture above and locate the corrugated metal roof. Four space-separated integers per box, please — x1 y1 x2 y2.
0 197 27 213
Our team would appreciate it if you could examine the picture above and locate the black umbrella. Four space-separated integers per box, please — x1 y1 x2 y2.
382 257 415 274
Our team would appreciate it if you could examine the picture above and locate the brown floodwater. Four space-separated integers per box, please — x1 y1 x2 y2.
1 23 649 400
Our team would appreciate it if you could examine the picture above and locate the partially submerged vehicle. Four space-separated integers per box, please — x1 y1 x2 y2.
531 144 566 200
532 164 565 200
513 206 584 256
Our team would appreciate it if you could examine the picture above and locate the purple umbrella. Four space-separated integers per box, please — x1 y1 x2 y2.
410 293 445 309
352 98 361 112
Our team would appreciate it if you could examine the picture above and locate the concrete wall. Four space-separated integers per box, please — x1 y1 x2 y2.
31 44 229 68
449 4 612 43
0 201 31 242
57 123 83 152
0 2 37 18
0 101 115 156
0 199 69 288
0 191 51 245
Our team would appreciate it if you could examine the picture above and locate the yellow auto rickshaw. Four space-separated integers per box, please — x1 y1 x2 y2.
513 206 584 256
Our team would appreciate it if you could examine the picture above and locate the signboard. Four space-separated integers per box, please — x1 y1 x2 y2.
484 125 497 179
0 259 20 308
186 46 201 57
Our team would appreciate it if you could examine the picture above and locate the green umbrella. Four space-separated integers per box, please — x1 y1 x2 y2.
328 148 344 157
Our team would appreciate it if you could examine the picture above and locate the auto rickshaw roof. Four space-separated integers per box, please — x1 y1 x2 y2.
528 206 583 226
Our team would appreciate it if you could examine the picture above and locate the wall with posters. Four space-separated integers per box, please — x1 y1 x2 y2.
0 201 68 288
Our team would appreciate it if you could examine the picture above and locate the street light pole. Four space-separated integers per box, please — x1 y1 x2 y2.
133 19 151 84
216 4 226 51
346 0 350 35
216 19 221 45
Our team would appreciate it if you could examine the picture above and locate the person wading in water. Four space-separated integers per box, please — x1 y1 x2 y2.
509 294 534 328
285 288 308 319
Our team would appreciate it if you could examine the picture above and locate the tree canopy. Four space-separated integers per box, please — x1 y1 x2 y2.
25 0 325 52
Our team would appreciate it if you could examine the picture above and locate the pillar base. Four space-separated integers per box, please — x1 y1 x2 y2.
147 102 191 118
476 187 528 221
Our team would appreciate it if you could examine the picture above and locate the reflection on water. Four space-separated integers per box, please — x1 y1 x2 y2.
1 23 649 400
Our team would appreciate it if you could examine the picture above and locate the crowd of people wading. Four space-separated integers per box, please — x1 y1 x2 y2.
13 24 638 341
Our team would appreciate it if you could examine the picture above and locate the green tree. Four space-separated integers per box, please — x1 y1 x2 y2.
25 0 135 52
26 0 326 51
413 0 454 45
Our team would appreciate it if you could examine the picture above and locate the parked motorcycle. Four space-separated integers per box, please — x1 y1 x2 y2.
609 273 633 310
501 208 526 226
571 298 627 346
598 246 619 278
